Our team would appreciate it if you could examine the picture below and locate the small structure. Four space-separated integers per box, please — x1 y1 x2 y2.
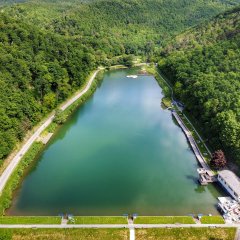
37 133 53 145
126 75 138 79
218 170 240 202
197 168 216 185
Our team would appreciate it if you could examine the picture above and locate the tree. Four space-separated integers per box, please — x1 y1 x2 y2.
53 109 67 125
210 150 227 169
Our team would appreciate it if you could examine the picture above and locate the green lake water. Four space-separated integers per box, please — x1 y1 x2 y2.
9 68 224 216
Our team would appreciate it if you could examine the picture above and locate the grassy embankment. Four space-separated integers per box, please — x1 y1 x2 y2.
146 64 212 164
0 70 104 216
0 228 129 240
0 142 44 215
200 216 225 224
68 216 128 224
136 228 236 240
0 216 61 224
134 216 195 224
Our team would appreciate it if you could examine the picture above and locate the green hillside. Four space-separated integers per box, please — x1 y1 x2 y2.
159 7 240 165
0 0 239 162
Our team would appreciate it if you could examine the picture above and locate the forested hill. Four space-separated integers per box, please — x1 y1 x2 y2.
0 0 239 163
3 0 239 56
159 7 240 165
0 13 96 161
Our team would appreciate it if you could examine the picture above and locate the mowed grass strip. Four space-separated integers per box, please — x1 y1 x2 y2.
136 228 236 240
0 216 61 224
134 216 195 224
68 216 128 224
0 228 129 240
200 216 225 224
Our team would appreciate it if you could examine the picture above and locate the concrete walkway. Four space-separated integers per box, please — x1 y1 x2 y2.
130 228 135 240
0 69 100 194
172 111 211 171
128 218 135 240
235 228 240 240
0 223 239 229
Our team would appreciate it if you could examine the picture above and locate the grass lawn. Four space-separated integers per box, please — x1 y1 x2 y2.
68 216 128 224
0 228 129 240
134 216 195 224
0 216 61 224
200 216 225 224
136 228 236 240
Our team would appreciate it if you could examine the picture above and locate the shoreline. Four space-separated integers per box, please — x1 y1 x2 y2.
0 63 147 215
172 111 211 171
0 64 225 218
0 68 102 215
151 67 213 165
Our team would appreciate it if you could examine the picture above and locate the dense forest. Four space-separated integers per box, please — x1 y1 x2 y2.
0 14 96 160
0 0 239 163
159 7 240 164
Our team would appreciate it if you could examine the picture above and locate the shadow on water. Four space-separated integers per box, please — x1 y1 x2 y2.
186 175 199 184
194 185 206 194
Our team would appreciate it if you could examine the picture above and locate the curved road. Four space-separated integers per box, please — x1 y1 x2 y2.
0 69 100 194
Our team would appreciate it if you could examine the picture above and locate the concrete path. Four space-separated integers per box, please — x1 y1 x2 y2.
0 223 239 229
130 228 135 240
172 111 211 170
0 69 100 194
128 218 135 240
235 228 240 240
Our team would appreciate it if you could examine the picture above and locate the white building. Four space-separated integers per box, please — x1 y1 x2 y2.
218 170 240 202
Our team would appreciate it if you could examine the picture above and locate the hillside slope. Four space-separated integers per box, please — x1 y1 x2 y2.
0 14 95 161
0 0 239 163
3 0 240 56
159 7 240 165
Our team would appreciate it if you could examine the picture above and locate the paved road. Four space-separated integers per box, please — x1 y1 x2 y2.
0 69 100 194
0 223 239 229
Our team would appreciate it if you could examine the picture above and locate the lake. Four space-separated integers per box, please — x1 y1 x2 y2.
9 68 223 216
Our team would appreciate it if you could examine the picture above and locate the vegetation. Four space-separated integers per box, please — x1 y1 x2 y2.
68 216 128 224
159 7 240 165
200 216 225 224
0 0 238 163
136 228 236 240
0 216 61 224
211 150 227 170
0 13 95 163
0 228 129 240
162 97 172 108
0 142 44 215
134 216 195 224
53 109 67 125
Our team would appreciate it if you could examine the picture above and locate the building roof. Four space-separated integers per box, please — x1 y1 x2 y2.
218 170 240 196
